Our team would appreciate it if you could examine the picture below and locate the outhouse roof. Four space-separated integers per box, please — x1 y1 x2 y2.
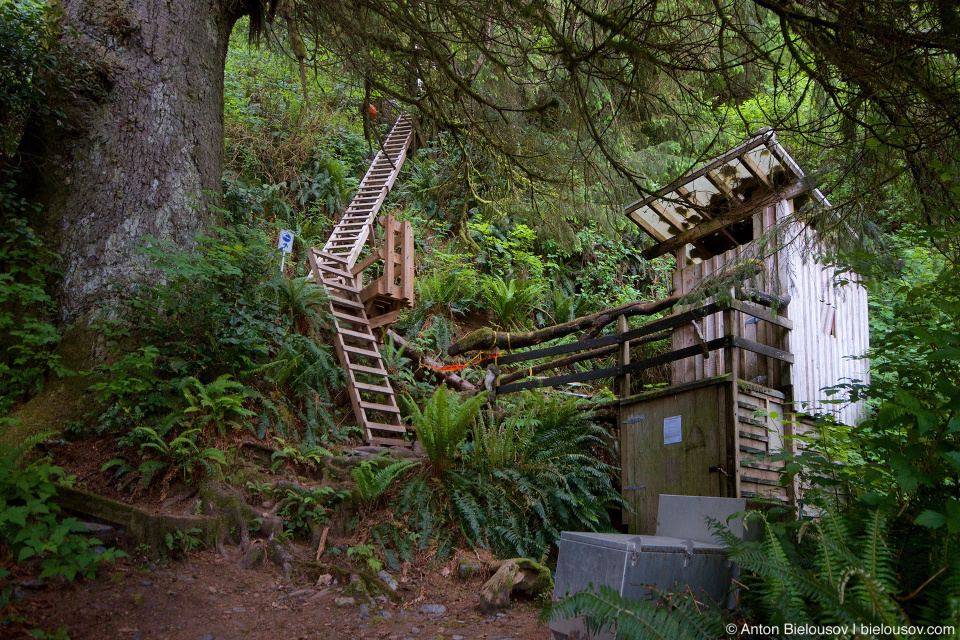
625 128 829 263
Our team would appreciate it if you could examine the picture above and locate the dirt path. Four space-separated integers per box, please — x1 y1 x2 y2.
4 551 549 640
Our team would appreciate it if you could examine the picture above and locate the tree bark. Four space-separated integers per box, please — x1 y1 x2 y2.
18 0 244 325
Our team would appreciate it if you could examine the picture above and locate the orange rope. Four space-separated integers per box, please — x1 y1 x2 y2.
422 350 485 373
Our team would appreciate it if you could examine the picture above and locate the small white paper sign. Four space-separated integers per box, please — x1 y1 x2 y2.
663 415 682 445
278 230 294 253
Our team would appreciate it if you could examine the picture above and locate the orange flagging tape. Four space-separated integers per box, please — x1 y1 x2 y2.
422 350 488 373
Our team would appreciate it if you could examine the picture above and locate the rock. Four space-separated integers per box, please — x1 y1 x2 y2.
478 558 553 613
237 546 263 570
176 574 194 582
410 627 420 634
453 636 465 640
378 570 399 591
358 604 370 620
418 604 447 619
232 606 245 613
316 574 333 587
375 595 389 604
458 560 481 580
335 597 356 607
381 610 392 620
289 589 316 598
199 635 214 640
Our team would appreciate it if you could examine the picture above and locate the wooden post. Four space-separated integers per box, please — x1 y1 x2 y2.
723 301 741 499
402 221 414 305
618 314 631 398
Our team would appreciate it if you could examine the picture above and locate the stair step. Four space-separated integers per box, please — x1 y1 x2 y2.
343 344 382 358
353 381 394 394
316 265 354 280
339 327 376 341
313 250 349 264
361 401 400 414
349 363 389 375
328 296 364 309
332 310 369 324
370 436 410 447
322 279 359 293
365 421 405 434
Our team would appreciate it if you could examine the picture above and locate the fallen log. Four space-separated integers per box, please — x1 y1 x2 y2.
386 329 477 393
448 296 682 356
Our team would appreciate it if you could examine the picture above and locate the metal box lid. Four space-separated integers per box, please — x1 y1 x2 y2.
560 531 643 552
559 532 728 555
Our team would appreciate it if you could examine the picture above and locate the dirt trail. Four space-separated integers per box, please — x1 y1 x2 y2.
5 551 548 640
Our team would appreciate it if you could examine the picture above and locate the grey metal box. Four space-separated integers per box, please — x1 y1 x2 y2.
550 496 744 640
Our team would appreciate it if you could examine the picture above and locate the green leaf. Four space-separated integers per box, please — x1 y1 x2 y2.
914 510 946 529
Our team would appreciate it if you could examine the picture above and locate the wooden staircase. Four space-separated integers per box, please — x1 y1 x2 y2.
307 116 415 446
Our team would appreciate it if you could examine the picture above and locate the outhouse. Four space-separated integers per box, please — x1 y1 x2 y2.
619 129 870 533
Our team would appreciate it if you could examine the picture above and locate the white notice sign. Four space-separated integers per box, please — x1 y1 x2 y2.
663 415 682 445
278 230 294 253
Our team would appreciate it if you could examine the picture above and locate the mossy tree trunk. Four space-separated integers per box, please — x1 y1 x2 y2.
17 0 246 326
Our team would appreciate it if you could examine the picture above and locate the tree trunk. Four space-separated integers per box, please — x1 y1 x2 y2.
18 0 243 325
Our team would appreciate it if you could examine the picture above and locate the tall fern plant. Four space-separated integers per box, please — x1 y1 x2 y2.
404 386 487 477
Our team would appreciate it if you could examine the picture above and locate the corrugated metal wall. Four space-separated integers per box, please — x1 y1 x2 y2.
669 199 869 426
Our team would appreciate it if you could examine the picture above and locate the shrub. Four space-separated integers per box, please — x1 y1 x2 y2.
397 393 623 560
404 386 488 478
0 439 124 586
481 275 544 329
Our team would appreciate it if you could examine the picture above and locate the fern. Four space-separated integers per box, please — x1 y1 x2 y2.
550 585 725 640
352 458 421 502
404 386 488 477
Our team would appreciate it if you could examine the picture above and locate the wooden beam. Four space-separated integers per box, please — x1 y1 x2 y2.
738 153 772 189
704 170 740 203
351 245 385 275
730 336 795 363
627 209 669 242
642 180 808 260
727 299 793 330
676 186 739 246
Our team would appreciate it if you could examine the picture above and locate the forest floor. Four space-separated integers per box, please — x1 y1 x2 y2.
1 439 549 640
3 550 546 640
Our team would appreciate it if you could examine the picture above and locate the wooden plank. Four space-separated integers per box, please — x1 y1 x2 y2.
371 436 410 446
342 344 382 358
338 327 376 341
328 296 365 310
365 421 406 433
321 279 359 294
738 153 772 188
384 215 396 297
704 169 740 203
351 246 385 275
368 308 404 329
727 300 793 329
352 381 394 394
360 401 400 413
620 374 731 406
618 314 631 398
349 363 390 376
332 310 369 324
730 336 794 363
642 180 808 260
402 220 414 304
499 337 732 394
724 306 741 499
495 302 722 366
